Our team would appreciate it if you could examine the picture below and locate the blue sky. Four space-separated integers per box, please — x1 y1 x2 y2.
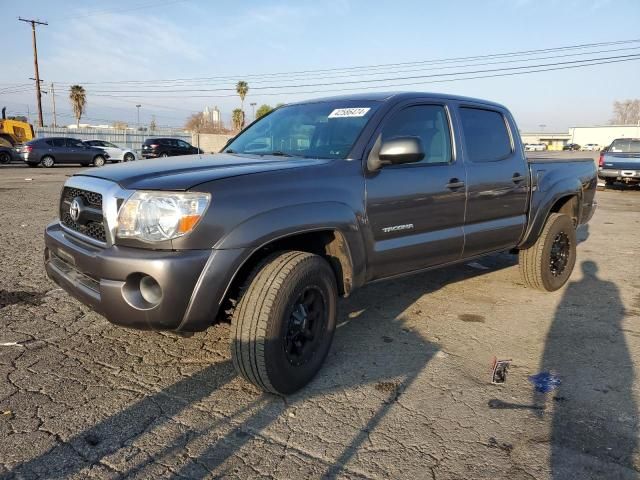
1 0 639 130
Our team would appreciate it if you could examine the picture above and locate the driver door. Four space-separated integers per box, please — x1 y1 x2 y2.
364 102 467 280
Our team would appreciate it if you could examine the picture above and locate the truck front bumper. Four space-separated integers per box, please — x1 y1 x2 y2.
44 222 247 332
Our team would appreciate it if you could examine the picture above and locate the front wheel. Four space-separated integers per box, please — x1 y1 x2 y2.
231 251 337 395
0 152 10 164
41 156 55 168
160 152 169 158
605 178 615 186
519 213 577 292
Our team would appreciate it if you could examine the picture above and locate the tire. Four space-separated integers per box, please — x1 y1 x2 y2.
93 155 106 167
0 152 10 164
605 178 615 186
124 153 135 162
231 251 338 395
41 156 55 168
160 152 169 158
519 213 577 292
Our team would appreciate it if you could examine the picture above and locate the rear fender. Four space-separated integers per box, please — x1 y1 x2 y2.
518 175 583 250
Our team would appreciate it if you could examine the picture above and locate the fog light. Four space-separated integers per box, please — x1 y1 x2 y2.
122 273 163 309
140 275 162 304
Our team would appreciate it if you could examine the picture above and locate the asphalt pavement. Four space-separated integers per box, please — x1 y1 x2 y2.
0 160 639 479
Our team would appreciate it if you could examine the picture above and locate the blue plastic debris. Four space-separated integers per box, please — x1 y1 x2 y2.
528 371 561 393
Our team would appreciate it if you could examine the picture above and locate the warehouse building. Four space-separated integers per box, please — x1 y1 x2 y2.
521 125 640 150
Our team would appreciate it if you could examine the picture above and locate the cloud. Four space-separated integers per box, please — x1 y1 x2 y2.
45 12 205 82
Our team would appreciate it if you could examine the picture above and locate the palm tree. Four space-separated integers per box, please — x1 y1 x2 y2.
236 81 249 118
232 108 244 131
69 85 87 128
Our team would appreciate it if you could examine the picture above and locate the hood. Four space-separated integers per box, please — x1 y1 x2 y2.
75 153 331 190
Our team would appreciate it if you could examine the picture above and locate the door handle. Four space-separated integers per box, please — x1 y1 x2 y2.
446 179 465 190
512 173 526 183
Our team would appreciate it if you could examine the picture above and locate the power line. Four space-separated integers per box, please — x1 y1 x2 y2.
88 55 640 99
57 0 188 20
72 53 640 94
44 37 640 86
48 45 640 90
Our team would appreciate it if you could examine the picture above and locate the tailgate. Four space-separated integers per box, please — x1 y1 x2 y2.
603 153 640 170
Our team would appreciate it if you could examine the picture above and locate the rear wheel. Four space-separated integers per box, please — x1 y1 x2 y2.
231 251 337 395
93 155 106 167
0 151 10 164
124 153 135 162
519 213 576 292
41 156 55 168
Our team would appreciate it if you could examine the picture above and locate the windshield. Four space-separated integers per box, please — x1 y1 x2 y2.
610 139 640 153
225 101 380 159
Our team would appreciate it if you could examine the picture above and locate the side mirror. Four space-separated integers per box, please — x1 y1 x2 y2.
368 136 425 171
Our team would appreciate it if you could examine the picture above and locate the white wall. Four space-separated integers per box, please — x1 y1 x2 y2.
569 125 640 147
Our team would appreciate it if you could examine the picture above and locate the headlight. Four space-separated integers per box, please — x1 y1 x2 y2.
116 191 210 242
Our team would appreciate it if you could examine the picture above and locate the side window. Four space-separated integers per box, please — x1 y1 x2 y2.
177 140 190 148
66 138 84 148
460 107 512 162
382 105 452 164
50 138 66 147
103 142 117 148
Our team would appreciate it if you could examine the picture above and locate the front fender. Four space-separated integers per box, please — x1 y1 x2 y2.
518 175 583 250
214 201 367 287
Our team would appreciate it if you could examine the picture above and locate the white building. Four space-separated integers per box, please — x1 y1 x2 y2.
568 125 640 147
203 106 221 128
521 125 640 150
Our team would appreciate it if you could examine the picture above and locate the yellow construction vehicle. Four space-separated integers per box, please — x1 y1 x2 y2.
0 107 35 144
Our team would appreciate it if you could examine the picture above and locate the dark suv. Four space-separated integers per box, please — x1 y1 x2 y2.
22 137 109 167
141 138 202 158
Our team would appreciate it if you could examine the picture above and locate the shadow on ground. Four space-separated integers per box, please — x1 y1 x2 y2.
7 253 517 479
534 261 638 478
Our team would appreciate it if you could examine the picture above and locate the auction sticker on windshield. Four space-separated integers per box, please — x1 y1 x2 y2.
328 108 371 118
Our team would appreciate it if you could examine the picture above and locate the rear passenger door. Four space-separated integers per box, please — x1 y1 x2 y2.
365 101 467 279
456 105 529 257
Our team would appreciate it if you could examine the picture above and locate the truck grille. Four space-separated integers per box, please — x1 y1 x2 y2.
60 187 107 243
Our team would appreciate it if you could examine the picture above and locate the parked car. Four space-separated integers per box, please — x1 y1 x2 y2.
582 143 600 151
0 135 15 164
45 92 597 395
525 143 547 151
563 143 581 151
598 137 640 187
84 140 136 162
141 138 203 158
22 137 109 167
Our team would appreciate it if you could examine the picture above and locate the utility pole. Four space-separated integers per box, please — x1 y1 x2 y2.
19 17 48 128
136 104 141 130
250 102 257 121
50 82 57 128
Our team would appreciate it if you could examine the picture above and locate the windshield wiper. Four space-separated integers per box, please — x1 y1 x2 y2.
264 151 293 157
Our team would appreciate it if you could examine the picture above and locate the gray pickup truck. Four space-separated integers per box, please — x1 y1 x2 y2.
44 92 597 394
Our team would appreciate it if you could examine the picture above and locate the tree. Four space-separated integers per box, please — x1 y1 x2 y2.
149 116 157 131
610 99 640 125
232 108 244 131
184 113 231 134
255 104 273 119
236 81 249 118
69 85 87 128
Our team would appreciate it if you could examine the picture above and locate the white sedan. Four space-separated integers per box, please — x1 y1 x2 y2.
582 143 601 151
525 143 547 151
84 140 137 162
